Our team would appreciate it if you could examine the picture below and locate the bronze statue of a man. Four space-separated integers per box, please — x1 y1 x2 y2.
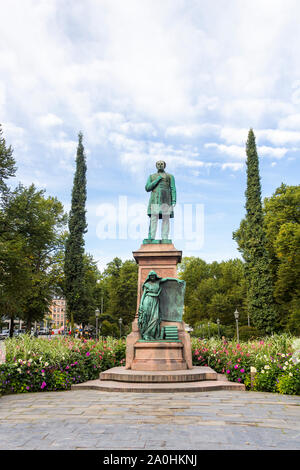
145 160 176 241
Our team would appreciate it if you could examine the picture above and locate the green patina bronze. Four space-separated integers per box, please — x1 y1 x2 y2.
159 279 185 322
143 160 176 243
138 270 185 341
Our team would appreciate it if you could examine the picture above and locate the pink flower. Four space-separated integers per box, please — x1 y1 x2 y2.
86 352 90 356
234 364 239 369
240 369 245 373
41 382 46 389
226 370 231 374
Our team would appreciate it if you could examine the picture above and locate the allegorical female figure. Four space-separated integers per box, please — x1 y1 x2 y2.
138 270 184 340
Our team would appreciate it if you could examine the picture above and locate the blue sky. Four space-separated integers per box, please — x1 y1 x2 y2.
1 0 300 271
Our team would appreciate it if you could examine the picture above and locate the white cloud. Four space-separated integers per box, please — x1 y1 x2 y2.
1 122 27 152
279 114 300 130
221 163 244 171
258 145 291 159
38 113 63 128
205 143 246 160
165 123 220 138
220 127 300 146
205 140 296 161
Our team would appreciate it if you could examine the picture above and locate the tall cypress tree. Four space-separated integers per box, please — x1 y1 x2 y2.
64 132 87 330
233 129 278 334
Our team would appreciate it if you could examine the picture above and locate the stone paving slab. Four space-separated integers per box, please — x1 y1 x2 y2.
0 389 300 450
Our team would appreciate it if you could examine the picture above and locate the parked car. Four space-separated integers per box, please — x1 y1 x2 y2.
13 329 27 336
0 329 9 340
39 328 50 335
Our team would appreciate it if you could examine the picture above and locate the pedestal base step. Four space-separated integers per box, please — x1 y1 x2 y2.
100 366 217 383
71 366 245 392
71 379 245 393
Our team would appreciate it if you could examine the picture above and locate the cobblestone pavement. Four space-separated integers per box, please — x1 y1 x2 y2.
0 389 300 450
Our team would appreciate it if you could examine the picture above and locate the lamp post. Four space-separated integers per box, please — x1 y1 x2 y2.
217 318 220 337
234 309 239 343
247 311 250 327
95 308 100 340
118 317 122 338
207 321 210 338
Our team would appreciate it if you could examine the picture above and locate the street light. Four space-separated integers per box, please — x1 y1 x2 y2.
95 308 100 340
118 317 122 338
234 309 239 343
217 318 220 337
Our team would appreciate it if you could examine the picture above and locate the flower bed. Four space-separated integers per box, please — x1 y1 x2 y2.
1 334 299 396
0 335 126 395
191 334 300 395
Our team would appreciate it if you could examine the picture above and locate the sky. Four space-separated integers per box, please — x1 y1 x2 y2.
1 0 300 272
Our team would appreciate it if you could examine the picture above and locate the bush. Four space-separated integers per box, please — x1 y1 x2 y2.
191 333 300 394
0 335 126 395
1 333 299 396
238 326 260 341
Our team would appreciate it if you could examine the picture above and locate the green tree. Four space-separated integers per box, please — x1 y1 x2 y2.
64 132 87 330
97 257 138 332
0 124 17 196
179 257 246 329
263 184 300 333
1 184 67 333
233 129 278 334
78 253 101 327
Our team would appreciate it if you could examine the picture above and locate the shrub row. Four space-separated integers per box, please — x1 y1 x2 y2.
191 334 300 395
0 334 299 396
0 336 125 395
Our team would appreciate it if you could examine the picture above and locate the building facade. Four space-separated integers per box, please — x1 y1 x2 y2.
49 296 67 329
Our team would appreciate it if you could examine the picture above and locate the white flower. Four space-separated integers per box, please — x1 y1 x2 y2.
283 366 287 370
17 368 21 373
250 366 257 373
285 361 289 366
44 362 49 367
261 370 265 374
264 365 270 370
289 373 293 377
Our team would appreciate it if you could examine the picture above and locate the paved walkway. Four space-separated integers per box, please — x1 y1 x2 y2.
0 389 300 450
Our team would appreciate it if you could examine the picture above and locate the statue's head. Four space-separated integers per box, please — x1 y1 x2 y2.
156 160 166 171
146 270 161 283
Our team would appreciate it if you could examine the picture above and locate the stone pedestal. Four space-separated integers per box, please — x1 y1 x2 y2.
131 341 186 371
126 242 193 371
132 242 182 315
